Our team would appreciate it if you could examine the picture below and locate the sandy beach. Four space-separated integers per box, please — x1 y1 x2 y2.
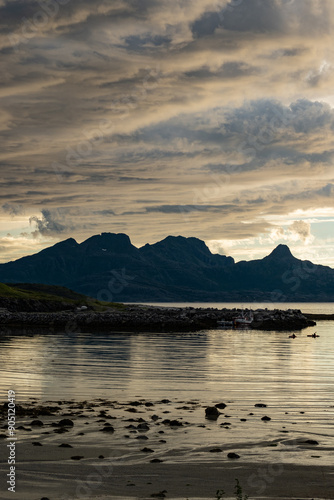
1 398 333 500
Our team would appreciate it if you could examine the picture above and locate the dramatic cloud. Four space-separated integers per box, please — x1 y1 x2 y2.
1 0 334 263
29 209 68 237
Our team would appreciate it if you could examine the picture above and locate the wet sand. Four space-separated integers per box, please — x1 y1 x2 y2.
0 398 333 499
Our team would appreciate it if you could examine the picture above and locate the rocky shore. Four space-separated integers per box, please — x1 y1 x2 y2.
0 305 315 333
0 397 332 500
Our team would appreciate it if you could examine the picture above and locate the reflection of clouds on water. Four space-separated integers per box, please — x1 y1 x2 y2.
0 315 333 413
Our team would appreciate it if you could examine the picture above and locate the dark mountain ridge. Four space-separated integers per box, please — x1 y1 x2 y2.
0 233 333 302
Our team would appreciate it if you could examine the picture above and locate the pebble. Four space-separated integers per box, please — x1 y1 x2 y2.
100 426 115 433
169 419 183 427
137 423 150 431
151 490 167 498
31 420 44 426
304 439 319 445
58 419 74 427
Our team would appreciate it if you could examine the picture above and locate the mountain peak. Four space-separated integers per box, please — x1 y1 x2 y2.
79 232 136 254
266 244 295 260
142 235 212 256
39 237 78 255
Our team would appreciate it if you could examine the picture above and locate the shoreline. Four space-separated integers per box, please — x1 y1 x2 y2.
0 305 316 333
0 398 333 499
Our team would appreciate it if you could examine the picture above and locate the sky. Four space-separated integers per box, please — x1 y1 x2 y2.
1 0 334 265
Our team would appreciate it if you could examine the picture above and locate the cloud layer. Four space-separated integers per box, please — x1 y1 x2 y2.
1 0 334 263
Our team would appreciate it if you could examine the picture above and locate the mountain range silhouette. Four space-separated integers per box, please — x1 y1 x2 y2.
0 233 333 302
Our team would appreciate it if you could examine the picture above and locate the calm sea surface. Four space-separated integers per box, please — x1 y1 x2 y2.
0 302 333 405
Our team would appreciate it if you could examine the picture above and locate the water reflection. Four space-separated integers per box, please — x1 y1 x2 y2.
0 322 333 408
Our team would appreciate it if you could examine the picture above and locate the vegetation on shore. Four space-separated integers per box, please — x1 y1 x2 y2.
0 282 126 311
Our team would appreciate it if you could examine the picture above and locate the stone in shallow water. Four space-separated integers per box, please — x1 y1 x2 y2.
169 419 183 427
205 406 220 420
100 425 115 433
58 418 74 427
137 422 150 431
54 428 68 434
30 420 44 426
215 403 227 409
303 439 319 445
261 415 271 421
227 452 240 459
